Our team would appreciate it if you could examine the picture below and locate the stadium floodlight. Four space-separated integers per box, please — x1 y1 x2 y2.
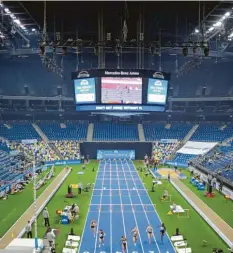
224 12 230 17
208 27 214 32
213 21 222 27
10 14 16 19
32 28 36 32
195 29 199 33
13 19 21 25
4 8 10 14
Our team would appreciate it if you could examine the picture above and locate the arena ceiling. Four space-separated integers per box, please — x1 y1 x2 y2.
1 1 233 58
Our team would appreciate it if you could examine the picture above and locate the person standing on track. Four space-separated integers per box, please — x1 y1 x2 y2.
146 225 153 244
98 229 106 248
25 220 32 238
131 227 139 246
159 223 166 243
43 207 50 227
121 235 127 252
90 220 97 237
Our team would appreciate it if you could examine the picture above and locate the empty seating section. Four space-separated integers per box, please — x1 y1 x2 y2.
170 153 197 167
197 145 233 181
53 141 81 160
10 141 59 163
0 123 40 141
190 123 233 142
93 123 139 141
143 123 193 141
152 142 180 163
37 122 88 141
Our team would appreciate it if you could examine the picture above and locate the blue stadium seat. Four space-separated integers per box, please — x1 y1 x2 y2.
190 123 233 142
0 123 40 141
38 122 88 141
143 123 193 141
93 123 139 141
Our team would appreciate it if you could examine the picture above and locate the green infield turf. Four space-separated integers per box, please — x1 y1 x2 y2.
0 167 59 237
135 164 228 253
27 161 97 253
180 169 233 228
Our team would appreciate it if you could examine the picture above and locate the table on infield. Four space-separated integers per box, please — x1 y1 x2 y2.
78 160 175 253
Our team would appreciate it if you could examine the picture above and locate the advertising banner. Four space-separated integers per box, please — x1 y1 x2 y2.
177 141 218 155
97 150 135 160
44 160 81 166
21 139 38 144
72 69 171 80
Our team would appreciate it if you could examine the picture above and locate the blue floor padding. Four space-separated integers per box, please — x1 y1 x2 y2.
78 160 175 253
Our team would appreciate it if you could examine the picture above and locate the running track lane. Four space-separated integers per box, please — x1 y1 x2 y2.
78 160 175 253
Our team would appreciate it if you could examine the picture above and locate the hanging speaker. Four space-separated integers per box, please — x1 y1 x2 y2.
202 86 206 96
183 47 188 56
204 47 209 57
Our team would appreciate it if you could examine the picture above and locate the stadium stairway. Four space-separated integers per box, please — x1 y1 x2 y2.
32 123 63 160
138 123 145 141
182 124 199 144
87 123 94 141
32 123 49 142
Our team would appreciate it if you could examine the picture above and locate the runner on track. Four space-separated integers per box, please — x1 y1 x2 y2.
90 220 97 237
131 227 139 246
146 225 153 244
98 229 106 248
159 223 166 243
121 235 127 252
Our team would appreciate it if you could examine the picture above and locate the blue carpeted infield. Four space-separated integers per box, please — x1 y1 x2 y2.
78 160 175 253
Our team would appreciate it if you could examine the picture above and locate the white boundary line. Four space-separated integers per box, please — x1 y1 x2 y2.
127 160 177 253
93 161 107 253
119 160 145 253
171 179 233 247
116 161 129 253
110 159 113 253
93 188 146 191
0 167 71 243
77 162 101 253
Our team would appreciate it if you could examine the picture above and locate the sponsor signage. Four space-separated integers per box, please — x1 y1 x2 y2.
72 69 170 80
177 141 218 155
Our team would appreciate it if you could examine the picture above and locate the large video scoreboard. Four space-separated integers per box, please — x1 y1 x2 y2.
71 69 170 112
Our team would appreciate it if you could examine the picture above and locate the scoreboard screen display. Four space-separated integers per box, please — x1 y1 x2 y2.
101 77 142 104
147 78 168 105
74 78 96 104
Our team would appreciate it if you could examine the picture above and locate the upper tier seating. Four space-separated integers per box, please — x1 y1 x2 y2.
53 141 81 160
0 123 40 141
93 123 139 141
38 122 88 141
190 123 233 142
143 123 193 141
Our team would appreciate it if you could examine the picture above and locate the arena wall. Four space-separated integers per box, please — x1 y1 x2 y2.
80 142 152 159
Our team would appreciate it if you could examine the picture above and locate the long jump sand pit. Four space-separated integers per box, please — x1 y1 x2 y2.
157 168 181 179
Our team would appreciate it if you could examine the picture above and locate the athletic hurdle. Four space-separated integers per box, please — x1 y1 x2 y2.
161 194 172 202
177 209 190 219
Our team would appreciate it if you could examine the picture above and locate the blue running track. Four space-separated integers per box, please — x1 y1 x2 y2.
78 160 175 253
